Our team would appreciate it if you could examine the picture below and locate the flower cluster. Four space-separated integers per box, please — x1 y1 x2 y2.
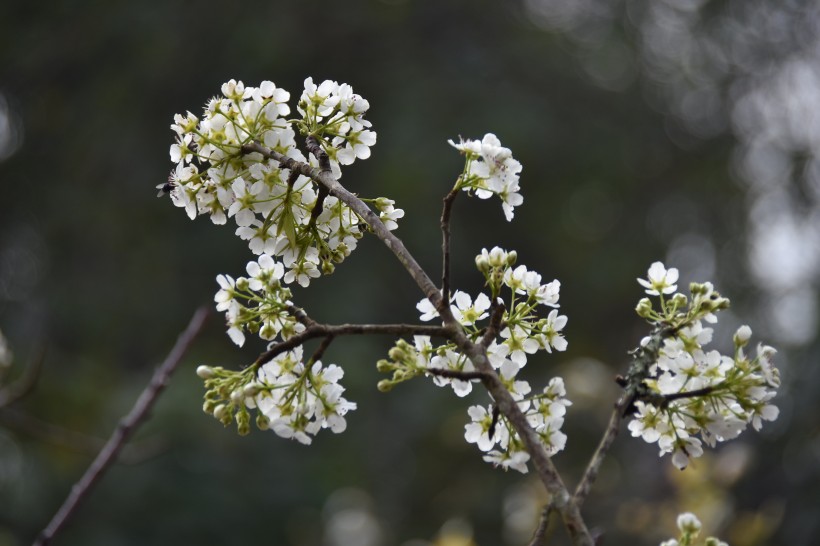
162 78 399 289
296 78 377 178
377 246 570 472
214 254 305 347
629 262 781 469
659 512 727 546
198 346 355 443
464 377 571 473
449 133 523 221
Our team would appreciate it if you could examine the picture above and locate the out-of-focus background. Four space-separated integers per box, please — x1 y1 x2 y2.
1 1 818 544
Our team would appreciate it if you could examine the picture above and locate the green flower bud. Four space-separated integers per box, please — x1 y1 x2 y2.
321 260 335 275
236 277 250 292
670 293 687 308
507 250 517 266
388 346 406 362
213 404 228 421
376 359 395 373
475 255 490 273
377 379 394 392
374 197 392 211
196 365 214 379
256 413 270 431
636 297 653 318
243 382 263 397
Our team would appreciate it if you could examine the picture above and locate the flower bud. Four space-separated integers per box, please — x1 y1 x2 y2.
475 255 490 273
374 197 393 211
213 403 228 421
635 297 653 318
506 250 517 267
236 277 250 292
377 379 394 392
196 365 214 379
256 413 270 431
230 389 245 404
670 293 687 308
676 512 702 535
388 346 406 362
321 260 335 275
243 382 263 397
376 359 395 373
734 325 752 347
202 400 216 414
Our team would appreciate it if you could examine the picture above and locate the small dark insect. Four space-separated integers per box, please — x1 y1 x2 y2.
488 404 500 440
156 175 176 197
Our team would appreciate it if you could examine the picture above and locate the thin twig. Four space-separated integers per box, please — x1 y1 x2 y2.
527 503 554 546
480 300 505 348
33 307 210 546
574 327 675 508
572 406 622 509
308 335 335 365
253 321 449 368
441 187 460 304
425 368 488 381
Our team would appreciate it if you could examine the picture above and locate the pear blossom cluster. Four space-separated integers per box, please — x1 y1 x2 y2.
162 78 398 289
197 346 355 442
214 254 305 347
296 77 377 178
629 262 781 469
659 512 727 546
377 246 570 472
449 133 523 221
464 377 571 473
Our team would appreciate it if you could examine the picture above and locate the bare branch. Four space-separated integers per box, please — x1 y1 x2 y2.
425 368 488 381
574 327 677 508
33 307 210 546
527 504 554 546
572 405 622 509
253 321 450 368
441 187 460 303
241 139 594 545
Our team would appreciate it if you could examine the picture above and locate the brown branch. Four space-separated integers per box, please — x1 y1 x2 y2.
480 299 505 348
33 307 210 546
242 140 594 545
527 503 554 546
572 405 622 509
425 368 489 381
441 187 460 304
574 327 676 508
308 335 335 365
253 321 450 368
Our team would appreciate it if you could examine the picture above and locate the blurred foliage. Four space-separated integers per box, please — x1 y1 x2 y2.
0 0 818 545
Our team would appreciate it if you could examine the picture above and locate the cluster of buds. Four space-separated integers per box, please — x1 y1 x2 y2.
162 79 401 290
629 262 781 469
198 347 355 443
377 246 571 472
449 133 523 221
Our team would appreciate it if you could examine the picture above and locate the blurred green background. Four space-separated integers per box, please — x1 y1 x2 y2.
1 0 818 544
